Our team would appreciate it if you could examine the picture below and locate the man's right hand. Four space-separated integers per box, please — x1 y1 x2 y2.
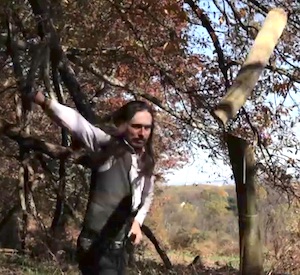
33 91 46 106
23 90 49 111
23 89 44 108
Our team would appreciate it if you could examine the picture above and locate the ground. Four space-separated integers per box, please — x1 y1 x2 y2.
0 252 239 275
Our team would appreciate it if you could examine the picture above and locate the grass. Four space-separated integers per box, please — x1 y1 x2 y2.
0 250 294 275
208 255 239 268
0 250 240 275
0 253 75 275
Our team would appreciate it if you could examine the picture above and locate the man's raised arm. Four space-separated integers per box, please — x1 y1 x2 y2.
33 91 111 151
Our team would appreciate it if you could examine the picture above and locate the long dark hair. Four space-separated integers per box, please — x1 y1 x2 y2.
102 100 155 177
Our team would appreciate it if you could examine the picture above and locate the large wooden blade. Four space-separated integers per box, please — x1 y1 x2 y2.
213 8 287 126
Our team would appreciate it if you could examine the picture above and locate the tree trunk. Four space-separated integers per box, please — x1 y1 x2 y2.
141 225 172 269
226 133 263 275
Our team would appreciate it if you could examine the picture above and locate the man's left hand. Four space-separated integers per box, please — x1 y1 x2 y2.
128 219 142 245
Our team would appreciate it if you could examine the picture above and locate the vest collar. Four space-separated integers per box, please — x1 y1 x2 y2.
123 139 145 156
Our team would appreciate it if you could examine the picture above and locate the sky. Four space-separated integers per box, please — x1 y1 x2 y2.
165 1 232 186
165 151 234 186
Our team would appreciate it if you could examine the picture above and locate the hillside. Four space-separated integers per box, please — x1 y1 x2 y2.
142 183 299 274
0 183 298 274
145 184 239 263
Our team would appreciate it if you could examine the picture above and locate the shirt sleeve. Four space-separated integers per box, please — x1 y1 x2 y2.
46 99 111 151
134 176 155 225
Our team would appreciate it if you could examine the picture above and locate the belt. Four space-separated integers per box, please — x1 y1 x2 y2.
107 240 126 250
79 229 128 250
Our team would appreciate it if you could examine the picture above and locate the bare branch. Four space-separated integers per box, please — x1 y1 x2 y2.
68 54 206 131
6 12 26 90
184 0 230 89
227 60 300 84
28 0 96 123
0 118 93 166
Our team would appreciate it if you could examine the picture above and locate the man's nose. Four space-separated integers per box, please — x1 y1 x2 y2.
138 127 146 136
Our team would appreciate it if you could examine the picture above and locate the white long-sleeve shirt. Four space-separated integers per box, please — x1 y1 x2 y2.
47 99 154 225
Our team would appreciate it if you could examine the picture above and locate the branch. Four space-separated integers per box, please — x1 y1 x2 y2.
247 0 300 35
109 2 210 121
28 0 96 123
224 0 257 38
6 10 49 113
41 45 56 98
24 42 49 95
227 60 300 84
6 12 25 90
184 0 230 89
141 224 172 269
0 118 93 166
68 54 205 131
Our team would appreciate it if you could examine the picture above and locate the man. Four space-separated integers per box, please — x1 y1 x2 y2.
31 91 155 275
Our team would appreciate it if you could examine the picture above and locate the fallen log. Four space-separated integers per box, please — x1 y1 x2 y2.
141 225 172 269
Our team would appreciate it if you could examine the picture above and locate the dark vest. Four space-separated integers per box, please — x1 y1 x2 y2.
79 146 133 245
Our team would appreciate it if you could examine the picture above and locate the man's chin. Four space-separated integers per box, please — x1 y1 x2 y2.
130 141 145 150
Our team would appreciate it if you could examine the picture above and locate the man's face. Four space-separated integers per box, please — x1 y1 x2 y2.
124 110 152 150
